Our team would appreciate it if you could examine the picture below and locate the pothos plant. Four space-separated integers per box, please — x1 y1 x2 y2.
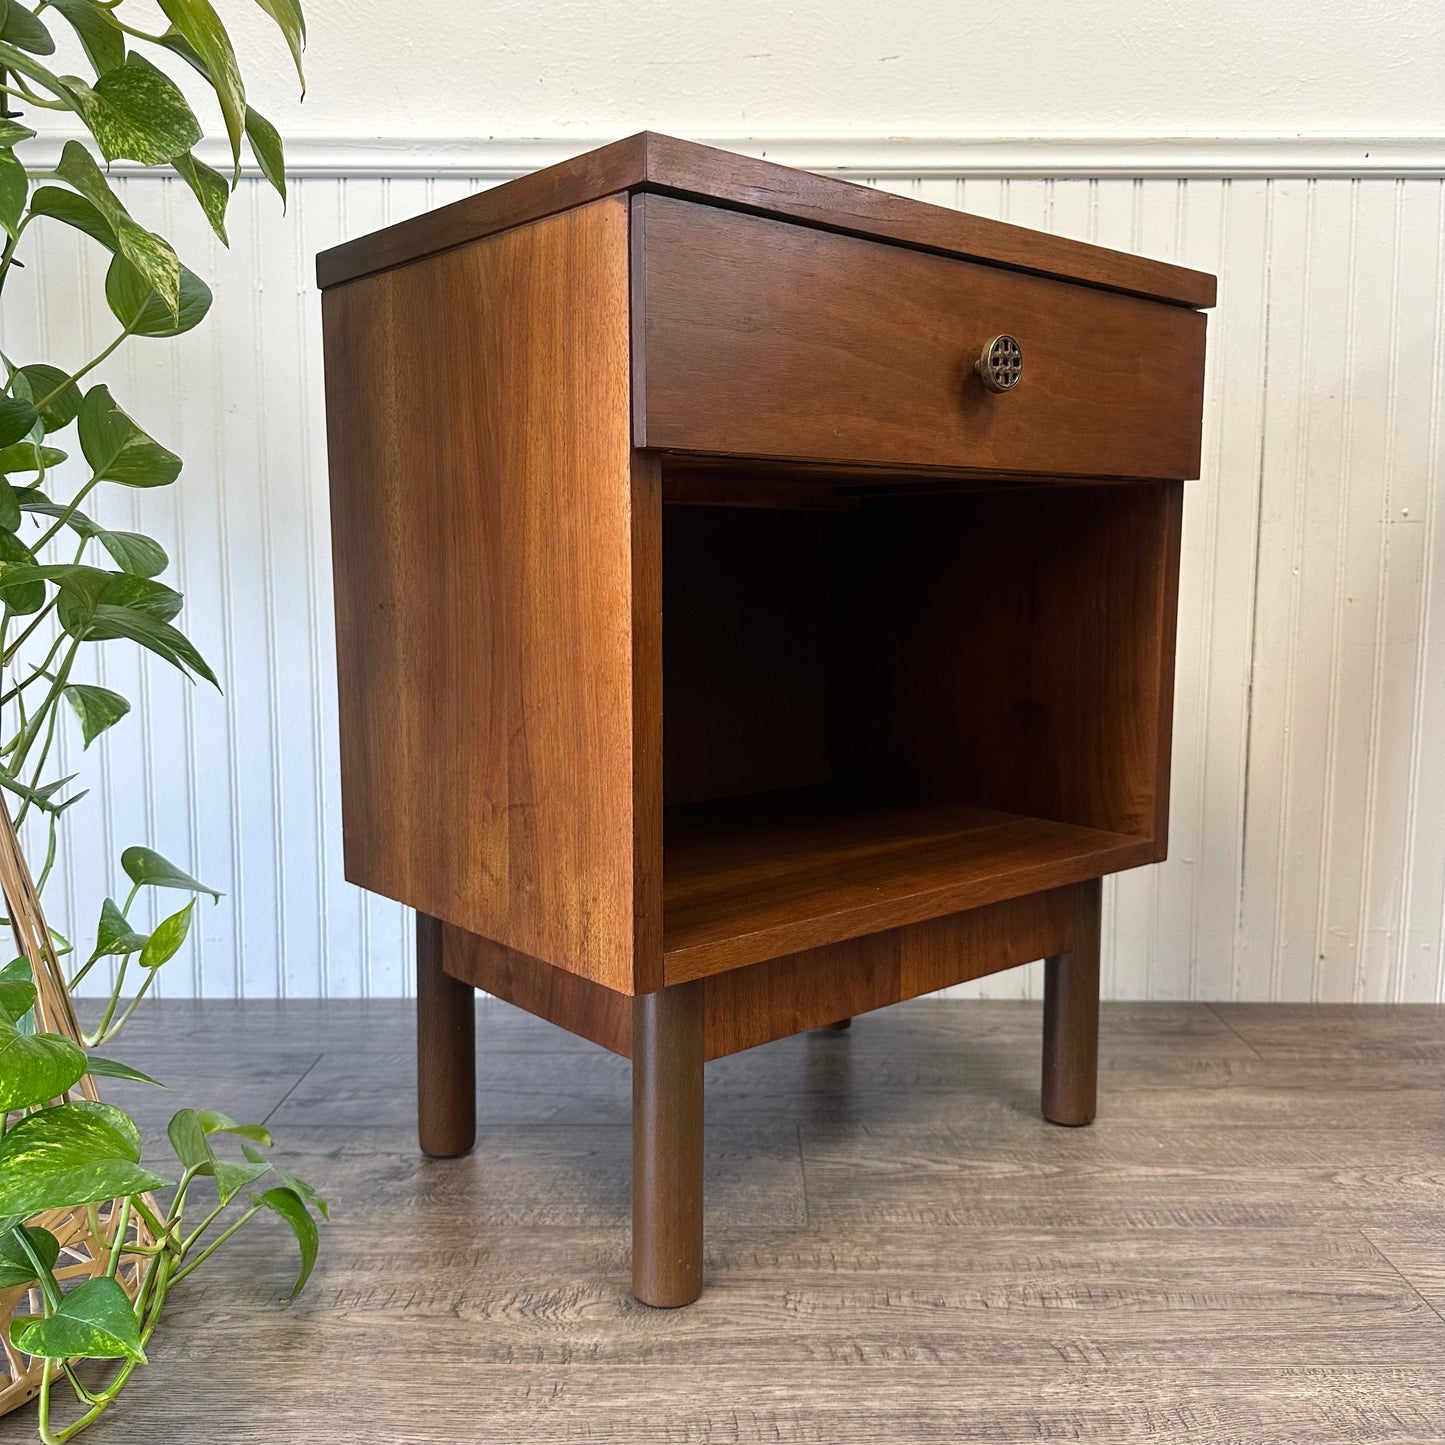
0 1 324 1440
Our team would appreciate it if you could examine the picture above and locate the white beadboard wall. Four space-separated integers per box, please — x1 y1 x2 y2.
3 146 1444 1002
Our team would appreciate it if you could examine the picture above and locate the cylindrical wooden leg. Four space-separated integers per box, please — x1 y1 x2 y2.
1042 878 1101 1127
416 912 476 1158
632 980 705 1307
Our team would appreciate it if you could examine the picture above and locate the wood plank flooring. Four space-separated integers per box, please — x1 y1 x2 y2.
4 1000 1442 1442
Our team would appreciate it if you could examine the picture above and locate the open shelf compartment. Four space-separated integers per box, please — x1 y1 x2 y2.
658 471 1181 981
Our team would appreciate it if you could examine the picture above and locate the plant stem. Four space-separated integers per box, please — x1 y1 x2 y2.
105 1197 132 1278
0 631 68 704
172 1204 259 1284
179 1195 233 1255
11 635 80 817
0 81 65 109
97 965 160 1043
130 1194 168 1240
35 808 59 893
2 596 59 666
33 329 131 416
85 953 128 1047
15 1225 60 1311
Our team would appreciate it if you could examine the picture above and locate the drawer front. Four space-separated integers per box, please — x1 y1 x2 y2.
633 195 1207 480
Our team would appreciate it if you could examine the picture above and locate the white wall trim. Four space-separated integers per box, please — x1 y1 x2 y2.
34 133 1445 180
283 134 1445 180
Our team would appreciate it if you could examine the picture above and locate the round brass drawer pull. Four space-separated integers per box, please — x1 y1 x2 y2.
975 334 1023 393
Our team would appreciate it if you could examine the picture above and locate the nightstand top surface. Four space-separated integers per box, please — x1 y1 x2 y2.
316 131 1216 309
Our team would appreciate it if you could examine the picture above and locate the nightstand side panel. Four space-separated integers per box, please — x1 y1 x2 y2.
322 195 646 993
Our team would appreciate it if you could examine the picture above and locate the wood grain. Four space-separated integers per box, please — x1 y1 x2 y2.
634 195 1208 478
76 1000 1445 1444
415 912 476 1157
442 925 632 1056
442 892 1073 1060
704 889 1073 1056
318 132 1216 309
663 795 1144 980
661 504 833 807
322 196 646 992
1041 878 1103 1126
833 481 1183 844
632 981 706 1306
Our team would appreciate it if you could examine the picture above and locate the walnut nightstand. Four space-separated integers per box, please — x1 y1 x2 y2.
318 133 1214 1306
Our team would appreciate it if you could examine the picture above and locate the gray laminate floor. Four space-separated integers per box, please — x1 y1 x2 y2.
5 999 1444 1443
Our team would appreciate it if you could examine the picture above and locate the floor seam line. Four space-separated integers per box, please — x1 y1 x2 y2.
1359 1227 1445 1328
1201 1001 1266 1058
261 1052 327 1126
797 1123 812 1226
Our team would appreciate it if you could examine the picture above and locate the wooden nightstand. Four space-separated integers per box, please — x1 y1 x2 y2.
317 134 1214 1307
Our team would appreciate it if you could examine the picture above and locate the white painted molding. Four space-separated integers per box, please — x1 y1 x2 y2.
277 134 1445 180
31 133 1445 180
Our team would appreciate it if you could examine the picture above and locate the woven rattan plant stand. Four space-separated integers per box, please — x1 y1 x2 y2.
0 799 154 1417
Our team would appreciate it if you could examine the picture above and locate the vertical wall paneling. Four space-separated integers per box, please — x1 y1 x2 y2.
2 157 1441 1001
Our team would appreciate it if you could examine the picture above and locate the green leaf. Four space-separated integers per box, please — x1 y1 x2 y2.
12 1275 147 1362
87 897 148 964
0 0 55 55
0 1224 59 1289
0 146 26 240
172 150 228 243
253 0 305 89
0 1024 88 1112
0 972 35 1026
0 442 66 473
139 900 193 969
14 363 82 434
86 573 183 625
243 1143 328 1221
77 385 181 487
75 606 218 685
157 0 245 177
0 1100 168 1217
0 391 39 449
63 53 203 166
244 106 286 202
0 771 84 816
0 530 43 612
0 959 34 1034
84 1055 165 1088
15 488 94 535
0 475 17 531
105 252 212 338
53 144 180 314
28 184 116 250
200 1111 271 1146
167 1107 214 1173
64 683 131 747
214 1157 269 1204
49 141 123 226
0 561 109 613
47 0 124 75
98 529 168 577
40 564 211 681
122 847 221 900
254 1186 318 1298
0 117 35 145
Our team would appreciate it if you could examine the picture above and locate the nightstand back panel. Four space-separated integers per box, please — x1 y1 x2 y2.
322 196 648 993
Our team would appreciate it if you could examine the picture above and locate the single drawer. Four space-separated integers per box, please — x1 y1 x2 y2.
632 194 1208 480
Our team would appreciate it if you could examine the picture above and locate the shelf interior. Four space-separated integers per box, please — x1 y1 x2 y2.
662 789 1152 980
657 476 1176 984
